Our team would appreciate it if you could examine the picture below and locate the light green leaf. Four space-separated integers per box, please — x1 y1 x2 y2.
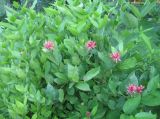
31 0 37 9
68 64 79 82
15 85 25 93
89 17 98 28
75 82 91 91
123 95 141 114
135 112 157 119
32 113 37 119
83 67 100 81
0 22 16 30
91 105 98 116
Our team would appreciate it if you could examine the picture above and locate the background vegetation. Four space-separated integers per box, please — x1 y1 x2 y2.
0 0 160 119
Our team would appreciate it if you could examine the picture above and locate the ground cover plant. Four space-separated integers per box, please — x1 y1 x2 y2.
0 0 160 119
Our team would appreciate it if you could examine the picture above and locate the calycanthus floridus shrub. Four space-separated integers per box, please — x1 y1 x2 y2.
0 0 160 119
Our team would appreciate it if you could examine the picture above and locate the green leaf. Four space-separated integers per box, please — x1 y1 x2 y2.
129 4 141 18
91 105 98 116
147 75 159 92
89 17 98 28
32 113 37 119
67 26 79 36
108 79 117 95
15 100 27 115
141 33 152 52
77 21 86 33
15 85 25 93
68 64 79 82
58 89 64 103
99 15 108 29
44 7 58 16
0 22 17 30
141 2 156 17
64 38 75 54
123 95 141 114
31 0 37 9
128 72 138 85
122 12 138 28
106 110 121 119
83 67 100 81
142 91 160 106
56 6 73 16
45 83 59 101
75 82 91 91
98 52 113 69
120 114 135 119
119 57 137 70
54 72 68 84
135 112 157 119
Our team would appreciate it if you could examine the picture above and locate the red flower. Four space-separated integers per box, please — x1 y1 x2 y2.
127 84 137 94
44 41 54 50
136 85 144 93
86 41 96 49
110 52 121 63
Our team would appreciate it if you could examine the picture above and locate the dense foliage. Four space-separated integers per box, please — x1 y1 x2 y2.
0 0 55 19
0 0 160 119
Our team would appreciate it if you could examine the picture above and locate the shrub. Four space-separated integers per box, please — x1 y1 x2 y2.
0 0 160 119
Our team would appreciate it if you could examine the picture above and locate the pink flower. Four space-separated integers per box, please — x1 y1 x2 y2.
86 111 91 118
110 52 121 63
136 85 144 93
127 84 137 94
43 41 54 50
127 84 144 95
86 41 96 49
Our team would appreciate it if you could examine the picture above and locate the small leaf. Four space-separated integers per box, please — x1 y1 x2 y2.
68 64 79 82
75 82 91 91
98 52 113 69
120 114 135 119
147 75 159 92
108 79 117 95
89 17 98 28
58 89 64 103
45 84 59 101
141 33 152 52
129 4 141 18
32 113 37 119
123 95 141 114
91 105 98 116
128 72 138 85
15 85 25 93
83 67 100 81
135 112 157 119
31 0 37 9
